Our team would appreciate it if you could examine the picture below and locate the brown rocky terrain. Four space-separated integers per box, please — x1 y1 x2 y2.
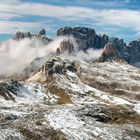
0 56 140 140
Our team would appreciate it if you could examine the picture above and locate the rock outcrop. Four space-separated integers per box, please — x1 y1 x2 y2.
38 29 46 36
98 43 119 62
40 57 77 76
56 27 129 62
12 27 140 67
57 27 109 52
0 80 21 101
125 40 140 67
57 39 74 54
13 29 52 45
108 37 126 58
98 37 126 62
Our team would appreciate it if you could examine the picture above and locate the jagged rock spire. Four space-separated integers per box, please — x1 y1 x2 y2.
39 29 46 36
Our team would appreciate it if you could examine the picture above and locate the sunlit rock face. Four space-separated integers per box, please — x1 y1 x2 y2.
57 39 75 54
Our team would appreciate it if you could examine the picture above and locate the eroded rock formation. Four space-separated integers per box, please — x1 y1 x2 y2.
98 43 119 62
125 40 140 67
13 29 52 44
57 27 109 52
57 27 140 67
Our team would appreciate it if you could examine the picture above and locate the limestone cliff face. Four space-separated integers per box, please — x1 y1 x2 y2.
57 27 109 51
58 39 74 54
57 27 140 67
125 40 140 67
98 38 126 62
98 43 119 62
12 27 140 67
56 27 124 59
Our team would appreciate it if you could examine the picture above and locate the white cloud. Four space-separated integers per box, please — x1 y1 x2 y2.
0 36 66 74
76 0 130 7
0 21 42 34
0 0 140 36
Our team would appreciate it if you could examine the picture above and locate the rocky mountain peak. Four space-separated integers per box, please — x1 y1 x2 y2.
39 29 46 36
13 29 52 45
125 39 140 67
56 26 140 67
0 25 140 139
57 26 109 51
98 42 119 62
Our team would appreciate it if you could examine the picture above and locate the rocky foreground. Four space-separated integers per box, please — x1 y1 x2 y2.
0 56 140 140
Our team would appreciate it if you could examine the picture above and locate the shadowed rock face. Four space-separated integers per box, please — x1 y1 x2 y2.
108 37 126 57
98 38 126 62
57 27 140 67
57 27 109 51
39 29 46 36
14 31 25 40
13 29 52 44
125 40 140 67
56 27 126 61
11 27 140 67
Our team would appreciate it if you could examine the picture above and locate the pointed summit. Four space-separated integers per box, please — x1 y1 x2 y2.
39 29 46 36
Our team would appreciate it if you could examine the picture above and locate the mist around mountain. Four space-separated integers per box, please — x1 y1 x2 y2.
0 27 140 140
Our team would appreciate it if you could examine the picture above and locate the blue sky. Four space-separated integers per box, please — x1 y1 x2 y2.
0 0 140 42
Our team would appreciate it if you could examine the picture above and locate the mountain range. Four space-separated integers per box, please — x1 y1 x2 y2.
0 27 140 140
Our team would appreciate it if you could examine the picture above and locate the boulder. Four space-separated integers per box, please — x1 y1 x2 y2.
78 104 111 123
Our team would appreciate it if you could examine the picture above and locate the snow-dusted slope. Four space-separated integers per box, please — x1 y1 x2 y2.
0 56 140 140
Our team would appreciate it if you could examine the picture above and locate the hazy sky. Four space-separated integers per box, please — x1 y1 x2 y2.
0 0 140 42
